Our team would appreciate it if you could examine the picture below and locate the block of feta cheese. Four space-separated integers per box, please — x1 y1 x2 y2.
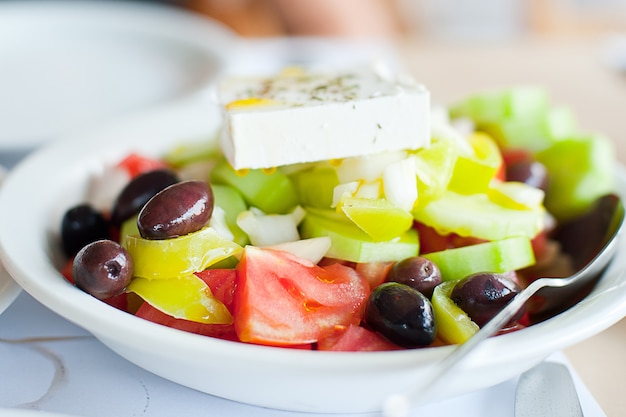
217 66 431 170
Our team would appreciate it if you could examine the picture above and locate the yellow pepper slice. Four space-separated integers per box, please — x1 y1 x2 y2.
432 281 479 344
124 226 243 280
128 274 233 324
338 196 413 241
448 133 503 194
413 137 459 203
487 181 545 210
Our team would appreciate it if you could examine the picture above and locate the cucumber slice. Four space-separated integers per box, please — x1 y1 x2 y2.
290 166 339 209
450 87 576 153
212 184 250 246
300 207 419 263
504 86 548 119
423 236 535 282
480 118 550 152
413 191 544 241
449 90 508 122
210 158 298 214
536 135 614 222
450 86 547 124
162 137 221 167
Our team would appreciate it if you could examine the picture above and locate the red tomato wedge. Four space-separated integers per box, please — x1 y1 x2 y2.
530 230 549 260
355 262 395 289
194 268 237 312
61 258 75 284
501 148 534 168
317 325 401 351
116 153 168 178
136 302 239 341
103 293 129 311
414 221 487 254
233 246 370 346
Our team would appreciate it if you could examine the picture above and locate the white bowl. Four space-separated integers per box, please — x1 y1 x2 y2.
0 165 21 314
1 96 626 413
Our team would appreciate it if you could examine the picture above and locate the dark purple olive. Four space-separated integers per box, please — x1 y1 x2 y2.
386 256 442 299
506 159 549 192
72 239 133 300
530 194 623 319
450 272 523 328
364 282 436 348
61 204 110 258
138 180 214 240
110 169 179 226
553 193 620 270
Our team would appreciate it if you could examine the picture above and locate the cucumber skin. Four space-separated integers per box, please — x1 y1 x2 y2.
423 236 535 282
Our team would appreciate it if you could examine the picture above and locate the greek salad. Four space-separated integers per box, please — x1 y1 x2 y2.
58 78 615 351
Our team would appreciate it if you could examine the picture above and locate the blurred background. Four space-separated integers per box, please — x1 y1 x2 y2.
148 0 626 151
158 0 626 40
2 0 626 160
2 0 626 168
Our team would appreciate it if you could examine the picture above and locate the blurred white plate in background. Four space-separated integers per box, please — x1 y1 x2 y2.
603 34 626 72
0 164 21 315
0 263 20 316
0 0 236 153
